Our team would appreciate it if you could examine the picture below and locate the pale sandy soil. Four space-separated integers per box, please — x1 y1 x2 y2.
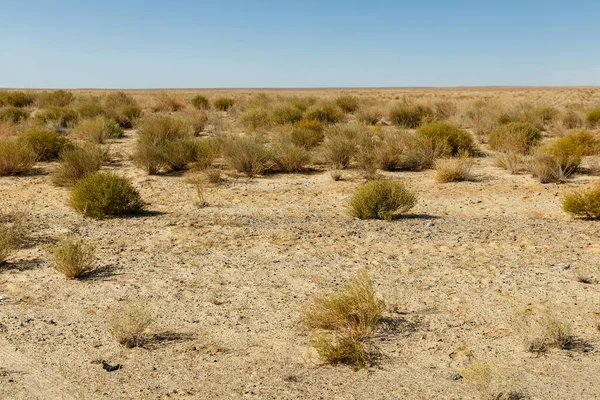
1 88 600 399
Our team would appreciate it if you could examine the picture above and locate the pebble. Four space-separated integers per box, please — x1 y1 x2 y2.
553 263 571 270
427 222 435 227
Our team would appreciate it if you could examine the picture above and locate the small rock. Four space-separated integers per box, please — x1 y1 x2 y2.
102 361 122 372
451 373 463 381
427 222 435 227
0 295 7 301
553 263 571 270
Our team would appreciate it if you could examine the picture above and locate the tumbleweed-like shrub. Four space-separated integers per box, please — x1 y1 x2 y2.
52 239 96 279
213 97 235 111
0 139 36 175
349 180 416 220
416 122 477 156
109 302 153 348
389 103 433 128
19 128 73 161
488 122 542 154
562 185 600 220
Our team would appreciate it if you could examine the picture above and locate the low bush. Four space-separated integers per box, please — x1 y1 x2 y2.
434 156 475 183
526 314 574 353
416 122 476 156
20 128 73 161
76 99 106 119
319 126 357 169
585 106 600 128
288 96 317 111
271 104 303 125
0 91 35 107
222 135 272 177
0 225 18 264
37 90 74 108
214 97 235 111
433 101 457 121
69 172 145 219
272 142 310 173
109 302 153 348
0 106 29 123
35 106 79 130
562 184 600 219
290 124 324 150
103 91 138 110
191 95 210 110
153 93 185 112
51 144 105 186
389 103 433 128
303 103 344 124
240 108 271 130
495 152 524 174
103 92 141 128
193 138 220 169
70 117 123 143
356 105 385 125
377 131 445 171
562 109 583 129
529 149 575 183
52 239 96 279
349 179 416 220
0 139 36 175
488 122 542 154
335 96 360 113
354 131 379 179
185 110 209 135
543 130 599 174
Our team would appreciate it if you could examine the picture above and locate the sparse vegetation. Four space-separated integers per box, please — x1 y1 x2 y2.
319 126 357 169
153 93 185 112
526 314 574 353
35 106 79 130
585 106 600 128
434 156 475 182
488 122 542 154
0 91 35 107
335 96 359 113
109 302 153 348
0 225 18 264
37 90 74 108
349 180 416 220
69 172 145 219
52 239 96 279
303 103 344 124
562 184 600 219
222 135 272 176
272 104 303 125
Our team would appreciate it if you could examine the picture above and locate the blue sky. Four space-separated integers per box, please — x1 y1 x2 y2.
1 0 599 88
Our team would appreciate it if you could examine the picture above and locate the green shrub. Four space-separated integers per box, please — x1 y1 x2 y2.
271 104 303 125
488 122 542 154
585 106 600 128
35 107 79 130
389 103 433 128
240 108 271 130
71 117 124 143
562 185 600 219
52 239 96 279
113 105 142 128
290 125 325 150
76 99 106 119
52 144 105 186
69 172 145 219
222 135 272 177
103 91 138 110
0 91 35 107
416 122 476 156
272 142 310 173
304 103 344 124
335 96 360 113
0 106 29 123
20 128 73 161
37 90 74 108
103 92 141 128
157 139 199 171
0 139 36 175
191 95 210 110
349 180 416 220
214 97 235 111
193 138 220 169
545 130 599 173
320 126 357 169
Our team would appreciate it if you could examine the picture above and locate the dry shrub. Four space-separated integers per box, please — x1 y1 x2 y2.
204 168 222 184
330 170 343 181
76 97 106 119
37 90 74 108
525 314 574 353
349 179 416 220
585 106 600 128
52 239 96 279
103 92 142 128
0 225 18 265
335 96 360 113
0 106 29 123
389 103 433 128
354 130 380 179
214 97 235 111
34 106 79 131
416 122 476 156
190 95 210 110
290 120 324 150
0 91 35 107
271 104 303 125
152 93 185 112
357 105 385 125
109 302 153 348
192 138 220 170
19 128 73 161
302 269 385 370
562 109 584 129
52 144 105 187
528 149 575 183
272 142 310 173
319 126 357 169
495 152 524 174
69 172 145 219
562 184 600 219
465 101 499 137
0 139 36 175
240 108 271 130
70 116 123 143
0 122 16 138
185 110 209 135
222 135 272 177
288 96 316 111
488 122 542 154
378 131 446 171
460 362 492 390
434 155 474 183
303 103 344 124
433 100 457 121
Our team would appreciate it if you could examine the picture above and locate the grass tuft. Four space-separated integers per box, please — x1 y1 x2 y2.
52 239 96 279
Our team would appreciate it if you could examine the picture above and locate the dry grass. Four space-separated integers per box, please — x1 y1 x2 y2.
526 314 574 353
528 149 576 183
389 102 433 128
70 117 123 144
348 179 417 220
20 127 73 161
434 156 475 182
416 122 477 156
152 93 185 112
51 144 105 187
319 125 357 169
109 302 153 348
222 135 273 177
0 225 17 265
495 152 525 174
52 239 96 279
272 142 311 173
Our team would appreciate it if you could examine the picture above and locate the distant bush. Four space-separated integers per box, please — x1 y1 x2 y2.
335 96 360 113
585 106 600 128
376 131 443 171
71 117 123 143
185 110 209 135
320 126 357 169
433 101 457 121
103 91 137 110
434 156 475 183
214 97 235 111
76 99 106 119
272 142 310 173
240 108 271 130
0 91 35 107
222 135 272 177
288 97 317 111
304 103 344 124
193 138 220 169
488 122 542 154
109 302 153 348
52 144 105 186
20 128 73 161
562 109 583 129
562 185 600 220
35 106 79 130
271 104 303 125
37 90 74 108
0 139 36 175
103 92 141 128
69 172 145 219
191 95 210 110
416 122 476 156
0 106 29 123
153 93 185 112
356 105 385 125
389 103 433 128
349 180 416 220
52 239 96 279
290 124 325 150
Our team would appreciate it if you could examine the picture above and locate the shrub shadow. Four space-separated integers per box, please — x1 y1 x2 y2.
1 258 44 272
141 331 196 350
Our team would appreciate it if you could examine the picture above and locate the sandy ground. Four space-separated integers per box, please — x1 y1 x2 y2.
2 89 600 399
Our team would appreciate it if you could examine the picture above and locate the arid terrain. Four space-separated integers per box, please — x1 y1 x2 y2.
1 87 600 399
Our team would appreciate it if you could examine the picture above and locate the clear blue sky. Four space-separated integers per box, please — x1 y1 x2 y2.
1 0 599 88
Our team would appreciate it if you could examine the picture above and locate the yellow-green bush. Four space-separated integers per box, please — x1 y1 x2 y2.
335 96 360 113
562 185 600 219
272 142 310 173
303 103 344 124
191 95 210 110
585 106 600 128
20 128 73 161
52 239 96 279
152 93 185 112
488 122 542 154
214 97 235 111
0 139 35 175
319 126 358 169
222 135 272 177
416 122 476 156
35 107 79 130
103 92 141 128
290 121 325 150
71 117 124 143
51 144 105 186
37 90 74 108
0 91 35 107
0 106 29 123
349 180 416 220
240 108 271 130
546 130 599 171
69 172 145 219
271 104 303 125
389 103 433 128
